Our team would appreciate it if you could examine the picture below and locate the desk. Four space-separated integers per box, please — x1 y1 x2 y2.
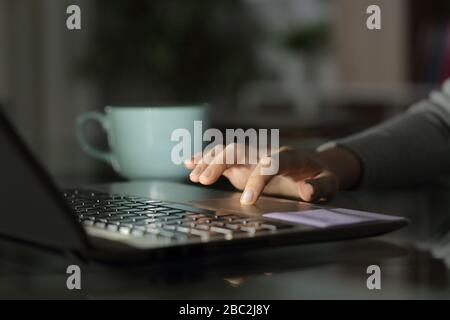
0 181 449 299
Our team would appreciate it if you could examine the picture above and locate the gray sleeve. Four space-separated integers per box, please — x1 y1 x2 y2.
318 79 450 188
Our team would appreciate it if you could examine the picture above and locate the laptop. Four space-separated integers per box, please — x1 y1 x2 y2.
0 107 408 261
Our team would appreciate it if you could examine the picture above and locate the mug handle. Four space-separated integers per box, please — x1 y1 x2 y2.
76 111 114 165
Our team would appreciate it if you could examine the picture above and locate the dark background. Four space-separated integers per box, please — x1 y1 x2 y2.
0 0 449 185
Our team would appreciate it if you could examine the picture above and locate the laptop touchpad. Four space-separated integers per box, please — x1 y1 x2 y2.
190 193 315 217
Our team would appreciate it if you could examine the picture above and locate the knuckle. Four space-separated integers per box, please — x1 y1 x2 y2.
247 177 266 191
259 155 272 166
278 145 294 153
213 144 225 154
226 142 238 152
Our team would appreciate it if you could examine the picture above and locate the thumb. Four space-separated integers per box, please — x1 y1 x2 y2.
298 171 339 203
240 161 275 205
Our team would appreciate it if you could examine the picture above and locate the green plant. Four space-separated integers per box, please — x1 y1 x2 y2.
282 22 330 53
80 0 261 103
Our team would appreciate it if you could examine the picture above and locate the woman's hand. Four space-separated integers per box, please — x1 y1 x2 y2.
184 144 361 204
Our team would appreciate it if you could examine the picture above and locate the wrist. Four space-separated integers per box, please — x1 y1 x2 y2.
316 146 362 190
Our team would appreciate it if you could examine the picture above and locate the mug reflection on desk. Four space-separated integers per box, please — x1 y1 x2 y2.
76 105 209 180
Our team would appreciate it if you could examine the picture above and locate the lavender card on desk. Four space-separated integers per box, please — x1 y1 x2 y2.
263 208 403 228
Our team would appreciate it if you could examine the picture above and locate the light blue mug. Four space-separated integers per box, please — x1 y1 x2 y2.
76 105 208 179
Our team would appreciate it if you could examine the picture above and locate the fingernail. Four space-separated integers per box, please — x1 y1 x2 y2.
299 182 314 201
190 166 201 176
305 183 314 197
200 169 211 180
189 170 200 182
240 189 256 204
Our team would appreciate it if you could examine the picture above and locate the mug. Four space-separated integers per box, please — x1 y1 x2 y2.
76 105 208 179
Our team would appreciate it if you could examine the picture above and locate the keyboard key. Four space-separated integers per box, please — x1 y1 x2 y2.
196 224 210 231
133 205 157 209
213 212 234 218
96 213 113 219
132 216 150 221
225 223 241 230
82 220 94 226
176 226 191 233
180 221 196 228
123 208 142 213
98 210 116 214
118 226 131 235
107 201 128 205
156 229 176 238
162 225 177 231
146 222 164 229
141 219 161 224
190 229 210 240
164 219 183 225
131 229 145 237
240 225 260 234
109 206 130 211
103 199 124 204
145 228 161 235
118 213 142 219
172 233 189 241
106 216 123 222
160 215 183 222
234 218 256 224
196 217 211 224
220 215 243 222
106 224 119 232
84 210 101 216
185 213 208 220
102 204 120 209
137 200 164 205
245 221 263 228
260 223 278 231
143 213 168 218
174 213 189 218
131 225 147 231
149 207 172 212
164 209 186 215
119 223 134 228
210 226 233 238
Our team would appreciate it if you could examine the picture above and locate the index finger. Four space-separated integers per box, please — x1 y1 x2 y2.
184 152 203 169
240 149 322 205
240 156 276 205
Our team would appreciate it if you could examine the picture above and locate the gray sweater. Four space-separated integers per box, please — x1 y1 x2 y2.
319 80 450 188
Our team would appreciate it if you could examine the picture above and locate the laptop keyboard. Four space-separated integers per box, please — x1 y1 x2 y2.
63 189 292 242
